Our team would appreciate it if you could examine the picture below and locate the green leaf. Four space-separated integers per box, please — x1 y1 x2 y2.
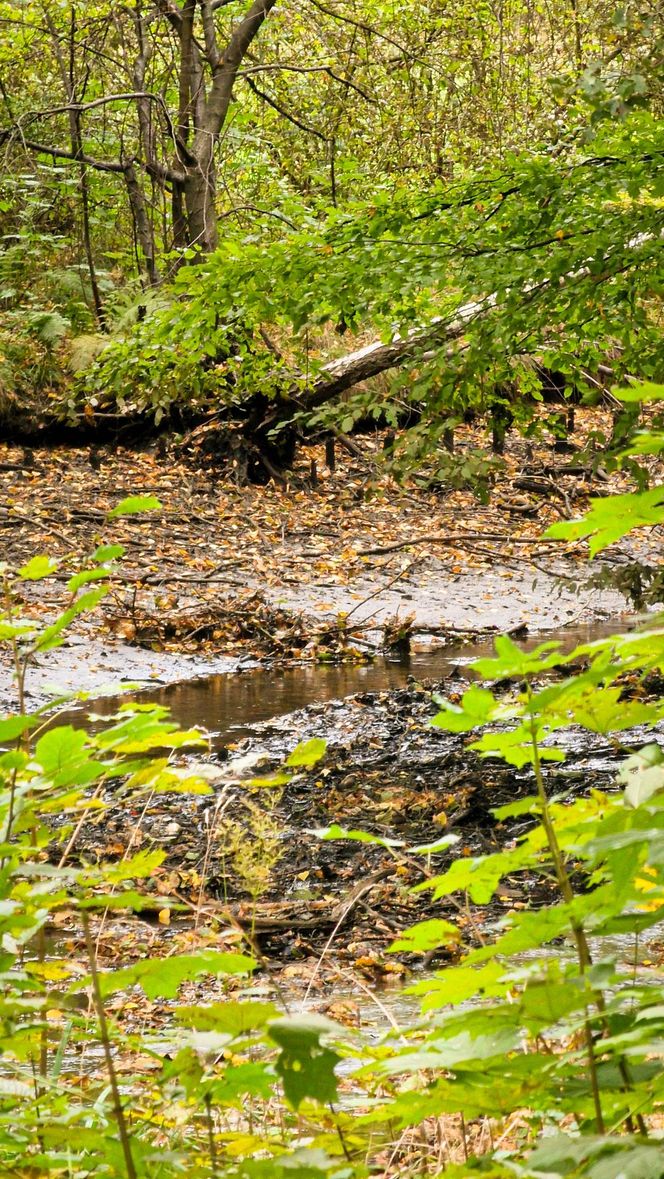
408 959 508 1010
389 919 461 953
614 380 664 404
108 495 161 518
66 568 111 593
414 853 507 904
33 726 103 788
518 971 593 1027
207 1061 275 1104
312 823 405 848
0 622 35 641
566 688 664 735
286 738 327 768
0 715 35 742
415 840 543 904
96 951 256 999
471 725 565 768
411 834 461 853
619 432 664 458
619 744 664 807
18 555 58 581
92 707 204 753
92 544 126 562
545 487 664 557
99 849 166 884
269 1014 342 1109
176 1000 279 1034
431 685 498 733
79 889 169 911
34 588 108 652
377 1026 521 1076
526 1135 664 1179
471 635 564 678
492 796 540 820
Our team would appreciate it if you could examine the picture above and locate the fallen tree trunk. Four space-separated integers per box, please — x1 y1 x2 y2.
282 225 660 426
306 295 491 407
245 294 496 467
4 228 657 476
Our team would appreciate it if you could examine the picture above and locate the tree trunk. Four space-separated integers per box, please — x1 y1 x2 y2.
305 295 492 408
184 0 278 253
124 164 160 286
184 160 219 252
45 8 106 327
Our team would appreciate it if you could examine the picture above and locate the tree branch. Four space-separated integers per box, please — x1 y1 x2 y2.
239 62 378 104
0 132 125 172
16 91 193 170
357 533 566 557
243 75 328 141
296 229 661 409
200 0 220 67
196 0 278 152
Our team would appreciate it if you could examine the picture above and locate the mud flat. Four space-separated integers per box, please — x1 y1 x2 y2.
0 558 632 714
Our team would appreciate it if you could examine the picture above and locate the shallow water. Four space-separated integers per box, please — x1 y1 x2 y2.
77 617 630 746
44 613 664 1042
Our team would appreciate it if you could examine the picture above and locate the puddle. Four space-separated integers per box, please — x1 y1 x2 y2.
69 618 634 747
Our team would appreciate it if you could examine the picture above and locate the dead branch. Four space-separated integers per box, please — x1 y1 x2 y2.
357 532 566 556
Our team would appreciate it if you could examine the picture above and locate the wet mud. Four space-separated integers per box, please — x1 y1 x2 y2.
49 619 660 981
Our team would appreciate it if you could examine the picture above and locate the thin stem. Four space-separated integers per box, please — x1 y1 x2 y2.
37 925 48 1082
3 575 27 718
527 697 648 1137
204 1093 218 1176
527 704 605 1133
82 913 137 1179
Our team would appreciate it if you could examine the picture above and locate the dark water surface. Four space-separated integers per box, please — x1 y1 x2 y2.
79 617 629 746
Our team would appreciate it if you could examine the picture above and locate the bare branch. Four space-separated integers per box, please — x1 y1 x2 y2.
239 62 378 104
243 75 329 141
0 133 125 172
8 91 190 178
303 0 414 60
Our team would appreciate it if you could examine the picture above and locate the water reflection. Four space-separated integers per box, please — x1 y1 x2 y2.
74 617 630 747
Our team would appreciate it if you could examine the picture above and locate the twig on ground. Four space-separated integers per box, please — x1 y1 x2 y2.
357 532 567 556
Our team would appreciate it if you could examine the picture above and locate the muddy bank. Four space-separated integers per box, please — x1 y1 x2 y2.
48 629 663 980
1 415 657 714
0 623 243 714
0 562 633 715
263 559 631 635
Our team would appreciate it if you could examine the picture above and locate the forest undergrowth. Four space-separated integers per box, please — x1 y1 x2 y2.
0 383 663 1177
0 4 663 1172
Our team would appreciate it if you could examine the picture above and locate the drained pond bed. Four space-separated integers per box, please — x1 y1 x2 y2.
46 618 664 989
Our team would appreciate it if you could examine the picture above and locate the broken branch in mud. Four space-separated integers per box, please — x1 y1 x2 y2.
356 532 567 556
228 867 399 936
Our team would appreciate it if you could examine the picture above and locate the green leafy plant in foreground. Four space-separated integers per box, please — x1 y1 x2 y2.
0 498 347 1176
0 385 663 1176
345 383 664 1176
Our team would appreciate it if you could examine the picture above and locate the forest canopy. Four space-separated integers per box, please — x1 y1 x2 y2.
0 1 661 472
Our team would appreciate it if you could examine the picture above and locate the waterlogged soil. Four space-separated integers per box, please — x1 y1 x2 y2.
49 621 664 991
2 426 661 990
0 413 652 713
